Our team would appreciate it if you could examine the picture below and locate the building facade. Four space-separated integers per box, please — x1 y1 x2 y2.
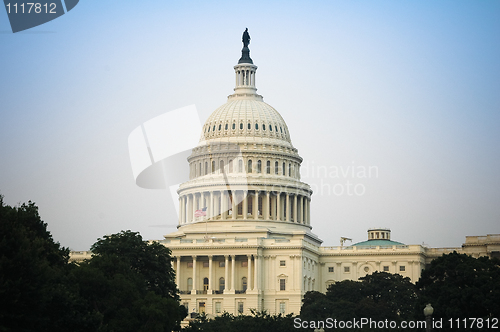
69 33 500 317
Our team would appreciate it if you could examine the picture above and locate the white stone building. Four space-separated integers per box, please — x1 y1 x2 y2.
69 32 500 318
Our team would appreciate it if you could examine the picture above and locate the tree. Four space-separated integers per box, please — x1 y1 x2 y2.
416 251 500 330
0 195 88 332
73 230 187 332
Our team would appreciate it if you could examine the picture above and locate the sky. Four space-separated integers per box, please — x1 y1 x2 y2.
1 0 499 251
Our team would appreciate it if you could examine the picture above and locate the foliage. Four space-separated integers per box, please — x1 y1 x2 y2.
300 272 417 331
416 251 500 330
73 230 187 332
0 195 90 332
182 310 295 332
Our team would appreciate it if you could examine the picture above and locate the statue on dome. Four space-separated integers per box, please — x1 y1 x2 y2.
242 28 250 48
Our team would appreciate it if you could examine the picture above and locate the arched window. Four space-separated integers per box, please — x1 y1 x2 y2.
225 123 228 130
219 277 225 292
269 124 272 131
238 160 243 173
266 161 271 174
228 160 233 173
242 277 247 292
213 125 216 131
257 160 262 173
275 126 278 132
232 123 236 130
288 163 291 177
247 123 251 130
218 124 221 131
280 127 283 133
275 161 279 175
282 162 285 175
247 160 252 173
263 124 266 131
207 126 210 132
255 123 259 130
187 278 193 291
203 277 209 292
240 123 243 130
220 160 224 173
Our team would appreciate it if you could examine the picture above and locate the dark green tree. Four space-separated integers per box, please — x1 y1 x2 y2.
416 251 500 330
73 230 187 332
0 195 91 332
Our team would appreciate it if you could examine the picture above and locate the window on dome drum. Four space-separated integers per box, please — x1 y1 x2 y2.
225 123 228 130
280 260 286 267
228 160 233 173
344 266 350 273
263 124 265 131
208 126 210 132
247 123 251 130
328 267 334 273
219 277 225 292
238 160 243 173
242 277 247 292
280 279 286 291
240 123 243 130
220 160 224 173
213 125 216 131
275 126 278 132
269 124 272 131
266 161 271 174
212 161 215 173
247 160 252 173
257 160 261 173
282 162 285 175
288 164 291 176
399 266 406 272
383 266 389 272
218 124 221 131
275 161 278 174
232 123 235 130
280 127 283 133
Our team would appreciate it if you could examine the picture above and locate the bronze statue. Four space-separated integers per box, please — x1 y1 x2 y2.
242 28 250 48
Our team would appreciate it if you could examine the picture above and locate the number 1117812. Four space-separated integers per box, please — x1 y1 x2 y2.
5 3 57 14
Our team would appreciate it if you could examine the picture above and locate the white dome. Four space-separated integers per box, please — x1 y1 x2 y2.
201 97 292 147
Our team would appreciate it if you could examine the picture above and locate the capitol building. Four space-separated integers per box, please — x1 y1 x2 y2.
71 31 500 317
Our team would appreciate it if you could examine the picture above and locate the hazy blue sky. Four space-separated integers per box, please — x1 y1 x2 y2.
1 1 499 250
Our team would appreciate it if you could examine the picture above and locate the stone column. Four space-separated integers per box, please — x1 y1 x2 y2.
293 195 298 222
208 255 213 293
253 191 258 219
192 256 197 293
209 191 214 220
266 191 270 220
231 255 236 291
286 193 290 222
271 194 276 220
247 255 252 291
253 255 259 291
231 191 237 219
224 255 229 293
243 190 248 219
192 194 197 223
307 198 311 225
276 193 281 221
176 256 181 287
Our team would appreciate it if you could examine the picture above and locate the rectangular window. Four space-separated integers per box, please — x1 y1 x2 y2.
383 266 389 272
187 262 193 268
328 267 334 273
219 261 225 267
215 302 221 314
399 265 406 272
238 302 244 314
203 262 209 268
280 278 286 291
344 266 350 273
280 260 286 267
279 302 286 314
242 261 248 267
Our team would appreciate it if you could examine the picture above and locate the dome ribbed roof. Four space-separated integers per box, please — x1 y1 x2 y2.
200 98 292 147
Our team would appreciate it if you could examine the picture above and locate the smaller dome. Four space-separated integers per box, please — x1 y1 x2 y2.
351 239 405 247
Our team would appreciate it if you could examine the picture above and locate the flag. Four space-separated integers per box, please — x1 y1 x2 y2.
195 207 207 217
